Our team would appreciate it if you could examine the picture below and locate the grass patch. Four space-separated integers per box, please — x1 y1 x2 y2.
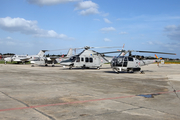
164 61 180 64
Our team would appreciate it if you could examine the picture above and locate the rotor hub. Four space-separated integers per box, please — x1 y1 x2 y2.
84 46 91 50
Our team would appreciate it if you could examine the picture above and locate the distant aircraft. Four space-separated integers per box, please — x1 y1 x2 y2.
4 50 46 64
31 48 74 67
4 57 12 64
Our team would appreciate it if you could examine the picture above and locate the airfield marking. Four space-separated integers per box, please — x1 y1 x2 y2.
0 90 180 112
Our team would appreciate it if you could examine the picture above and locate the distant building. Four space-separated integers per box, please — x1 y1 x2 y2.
2 53 15 60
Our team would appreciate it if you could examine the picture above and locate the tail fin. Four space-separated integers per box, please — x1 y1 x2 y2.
155 54 162 59
119 44 127 56
155 54 158 59
66 48 73 57
37 50 46 57
122 44 125 50
117 44 125 51
155 54 163 66
118 44 127 56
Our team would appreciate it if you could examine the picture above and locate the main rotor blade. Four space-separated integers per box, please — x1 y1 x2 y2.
91 46 122 49
47 48 73 52
97 50 122 54
134 50 176 55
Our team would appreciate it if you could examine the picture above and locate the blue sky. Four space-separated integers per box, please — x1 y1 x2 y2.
0 0 180 58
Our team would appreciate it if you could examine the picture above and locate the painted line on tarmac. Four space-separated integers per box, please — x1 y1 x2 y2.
0 90 180 112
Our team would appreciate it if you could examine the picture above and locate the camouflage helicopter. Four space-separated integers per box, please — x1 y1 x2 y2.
60 46 121 69
111 50 176 73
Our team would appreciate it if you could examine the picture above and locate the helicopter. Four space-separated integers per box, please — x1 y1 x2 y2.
110 50 176 73
60 46 121 69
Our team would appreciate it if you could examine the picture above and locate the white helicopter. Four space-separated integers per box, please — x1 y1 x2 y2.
60 46 121 69
111 50 176 73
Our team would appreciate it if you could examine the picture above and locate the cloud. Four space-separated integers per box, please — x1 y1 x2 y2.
0 17 72 39
104 18 112 23
0 17 38 34
0 37 36 54
100 27 116 32
79 7 99 16
119 32 128 35
104 38 111 42
75 1 100 16
0 37 17 46
35 30 68 39
27 0 79 6
147 41 180 51
147 41 153 45
164 25 180 40
6 36 12 39
164 25 177 31
74 1 98 10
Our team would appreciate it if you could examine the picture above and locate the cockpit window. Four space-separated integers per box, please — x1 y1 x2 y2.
76 56 80 62
118 57 123 62
70 56 76 62
128 57 133 61
124 57 127 61
111 56 128 67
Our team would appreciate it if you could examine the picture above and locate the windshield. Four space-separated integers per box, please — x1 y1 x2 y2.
111 56 128 67
70 56 77 62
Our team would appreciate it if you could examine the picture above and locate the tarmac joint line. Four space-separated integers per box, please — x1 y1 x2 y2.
0 90 180 112
0 91 55 120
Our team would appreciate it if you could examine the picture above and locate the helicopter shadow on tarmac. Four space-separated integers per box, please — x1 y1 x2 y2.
103 70 154 74
103 71 136 74
61 67 110 71
32 64 62 67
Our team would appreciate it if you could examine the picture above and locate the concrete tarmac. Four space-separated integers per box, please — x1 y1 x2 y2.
0 64 180 120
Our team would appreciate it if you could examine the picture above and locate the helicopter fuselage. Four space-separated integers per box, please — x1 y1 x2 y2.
60 50 111 69
111 56 159 72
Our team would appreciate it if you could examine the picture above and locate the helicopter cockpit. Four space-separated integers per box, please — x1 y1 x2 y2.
69 56 76 62
111 56 134 67
69 55 80 62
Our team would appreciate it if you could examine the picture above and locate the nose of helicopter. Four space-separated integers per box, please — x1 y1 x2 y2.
60 60 72 66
